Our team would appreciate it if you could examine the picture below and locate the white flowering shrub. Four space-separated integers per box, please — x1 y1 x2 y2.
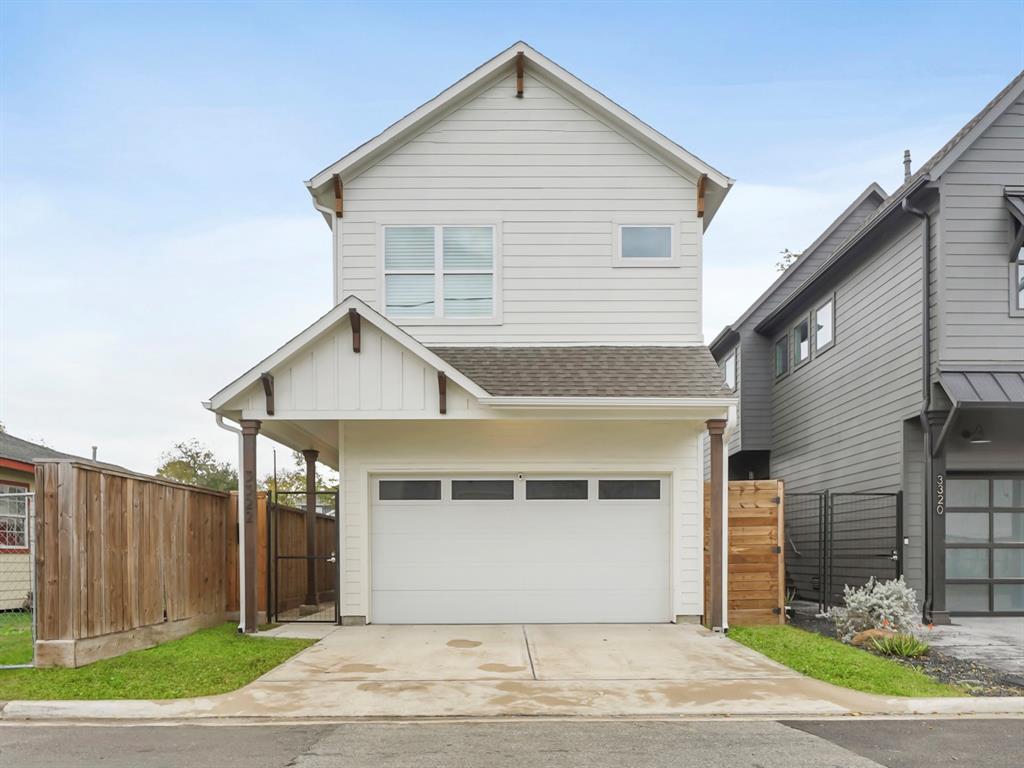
826 576 918 643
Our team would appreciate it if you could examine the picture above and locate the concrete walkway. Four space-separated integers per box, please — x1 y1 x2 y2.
926 618 1024 680
3 624 1023 720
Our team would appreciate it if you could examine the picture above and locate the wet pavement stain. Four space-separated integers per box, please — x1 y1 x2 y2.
356 681 433 694
489 681 584 708
447 639 482 648
337 663 388 673
478 663 526 673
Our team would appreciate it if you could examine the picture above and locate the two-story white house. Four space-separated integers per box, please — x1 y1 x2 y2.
207 43 736 631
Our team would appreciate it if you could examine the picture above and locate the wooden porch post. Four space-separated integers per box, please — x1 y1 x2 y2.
302 449 319 608
706 418 727 630
240 419 261 633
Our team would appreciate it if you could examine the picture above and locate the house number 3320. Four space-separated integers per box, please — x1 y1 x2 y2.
935 474 945 516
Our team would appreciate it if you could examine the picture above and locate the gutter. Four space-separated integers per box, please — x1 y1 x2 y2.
902 194 935 623
480 396 738 409
212 411 247 634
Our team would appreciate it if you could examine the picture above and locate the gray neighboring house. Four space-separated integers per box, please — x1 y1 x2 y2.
711 70 1024 621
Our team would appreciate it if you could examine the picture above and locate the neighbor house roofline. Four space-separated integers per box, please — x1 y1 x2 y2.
304 41 734 225
754 69 1024 335
709 182 887 357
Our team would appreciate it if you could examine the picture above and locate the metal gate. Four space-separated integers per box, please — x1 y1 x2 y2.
268 490 339 624
784 490 903 612
0 489 35 668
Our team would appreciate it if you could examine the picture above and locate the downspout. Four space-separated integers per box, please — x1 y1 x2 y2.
902 195 934 621
310 192 340 305
214 413 247 633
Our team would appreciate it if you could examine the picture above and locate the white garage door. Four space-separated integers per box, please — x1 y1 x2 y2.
370 476 670 623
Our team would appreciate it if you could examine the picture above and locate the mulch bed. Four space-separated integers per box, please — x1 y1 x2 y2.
789 608 1024 697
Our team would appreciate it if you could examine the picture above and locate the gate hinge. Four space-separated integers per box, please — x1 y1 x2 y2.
772 496 781 504
772 607 782 615
773 545 782 554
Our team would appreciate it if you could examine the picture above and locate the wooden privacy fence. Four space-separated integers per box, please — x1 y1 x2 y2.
34 460 231 667
704 480 785 626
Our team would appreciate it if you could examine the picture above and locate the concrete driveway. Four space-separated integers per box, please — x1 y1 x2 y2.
4 624 1023 720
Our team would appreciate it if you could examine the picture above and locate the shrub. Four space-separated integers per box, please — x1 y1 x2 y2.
871 633 930 658
826 576 918 642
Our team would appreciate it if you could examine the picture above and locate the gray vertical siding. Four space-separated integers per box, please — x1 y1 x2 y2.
939 93 1024 368
768 213 925 494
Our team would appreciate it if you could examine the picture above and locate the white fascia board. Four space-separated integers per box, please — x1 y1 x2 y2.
306 41 732 195
480 396 737 410
208 295 491 411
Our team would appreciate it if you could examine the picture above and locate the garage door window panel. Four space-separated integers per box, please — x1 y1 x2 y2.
598 479 661 500
378 479 442 501
525 480 589 500
451 480 515 501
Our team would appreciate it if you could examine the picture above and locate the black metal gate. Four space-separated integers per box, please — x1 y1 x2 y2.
784 489 903 612
268 490 339 624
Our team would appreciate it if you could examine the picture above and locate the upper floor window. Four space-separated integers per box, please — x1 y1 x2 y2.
723 351 736 390
1013 249 1023 314
792 317 811 367
383 225 495 320
814 297 834 352
774 335 789 378
613 224 678 266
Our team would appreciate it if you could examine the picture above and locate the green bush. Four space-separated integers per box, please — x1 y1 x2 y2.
871 632 930 658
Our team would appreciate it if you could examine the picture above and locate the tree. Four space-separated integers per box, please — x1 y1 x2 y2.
776 248 799 272
262 451 338 495
156 439 238 491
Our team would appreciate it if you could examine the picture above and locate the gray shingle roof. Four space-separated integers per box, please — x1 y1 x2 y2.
0 432 77 464
940 371 1024 405
429 346 731 398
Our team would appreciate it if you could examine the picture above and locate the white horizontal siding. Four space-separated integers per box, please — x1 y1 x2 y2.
338 71 702 344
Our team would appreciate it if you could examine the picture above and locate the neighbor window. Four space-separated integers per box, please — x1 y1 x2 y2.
0 483 29 549
617 225 674 263
814 297 834 351
792 318 811 366
384 225 495 319
774 335 789 378
723 352 736 390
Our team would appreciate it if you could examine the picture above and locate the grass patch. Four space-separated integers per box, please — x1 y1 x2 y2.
729 625 964 698
0 623 313 700
0 612 33 666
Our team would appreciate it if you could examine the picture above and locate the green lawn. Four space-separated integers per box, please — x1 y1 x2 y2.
729 625 964 698
0 612 33 666
0 623 313 701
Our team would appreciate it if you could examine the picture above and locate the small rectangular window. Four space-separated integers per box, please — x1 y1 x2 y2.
379 480 441 501
598 480 660 500
774 335 789 378
723 352 736 390
1016 258 1023 311
451 480 514 501
619 225 673 260
793 318 810 365
814 298 834 351
526 480 588 500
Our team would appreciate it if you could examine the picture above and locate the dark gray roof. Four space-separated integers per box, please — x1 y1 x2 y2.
940 372 1024 406
0 432 77 465
429 346 731 398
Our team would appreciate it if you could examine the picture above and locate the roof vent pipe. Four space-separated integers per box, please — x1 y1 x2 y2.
903 150 912 182
91 446 97 461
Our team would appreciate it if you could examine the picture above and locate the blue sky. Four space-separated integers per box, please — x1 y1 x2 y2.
2 0 1022 474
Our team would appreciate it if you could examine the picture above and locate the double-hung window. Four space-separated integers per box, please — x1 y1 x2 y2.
0 483 29 550
383 225 495 320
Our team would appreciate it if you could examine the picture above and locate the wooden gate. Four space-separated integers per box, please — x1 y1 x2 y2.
704 480 785 626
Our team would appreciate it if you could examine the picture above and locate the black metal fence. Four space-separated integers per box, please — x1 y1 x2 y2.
784 489 903 612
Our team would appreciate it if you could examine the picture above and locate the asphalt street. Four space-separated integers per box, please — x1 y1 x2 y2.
0 718 1020 768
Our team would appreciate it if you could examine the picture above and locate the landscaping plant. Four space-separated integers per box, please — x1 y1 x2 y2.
826 576 918 642
871 633 930 658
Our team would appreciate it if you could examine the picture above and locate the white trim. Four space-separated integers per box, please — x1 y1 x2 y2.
481 396 736 409
207 295 491 410
612 222 681 267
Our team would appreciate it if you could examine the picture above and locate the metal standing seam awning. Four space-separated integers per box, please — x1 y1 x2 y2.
933 371 1024 455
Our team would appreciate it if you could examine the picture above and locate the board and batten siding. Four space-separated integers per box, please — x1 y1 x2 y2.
335 71 703 345
338 420 706 621
769 213 926 495
732 194 884 454
938 91 1024 368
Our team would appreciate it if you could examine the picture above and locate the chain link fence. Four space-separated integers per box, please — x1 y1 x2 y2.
0 490 35 667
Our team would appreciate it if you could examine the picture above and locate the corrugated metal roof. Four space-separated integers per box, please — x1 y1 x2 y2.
429 346 731 398
940 371 1024 405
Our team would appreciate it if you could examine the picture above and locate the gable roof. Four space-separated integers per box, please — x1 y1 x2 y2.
754 69 1024 334
206 295 492 412
0 432 77 465
429 346 731 399
709 182 887 355
305 41 733 225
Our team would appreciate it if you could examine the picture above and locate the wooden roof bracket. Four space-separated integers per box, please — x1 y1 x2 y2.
348 307 361 353
438 371 447 414
697 173 707 218
260 372 275 416
332 173 344 218
515 51 524 98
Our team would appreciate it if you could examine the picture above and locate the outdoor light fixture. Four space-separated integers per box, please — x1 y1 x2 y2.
961 426 992 445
